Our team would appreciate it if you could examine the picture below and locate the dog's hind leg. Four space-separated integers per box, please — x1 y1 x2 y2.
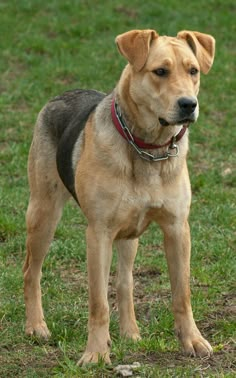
23 140 70 338
116 238 141 341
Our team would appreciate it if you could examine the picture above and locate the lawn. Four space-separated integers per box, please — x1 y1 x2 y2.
0 0 235 376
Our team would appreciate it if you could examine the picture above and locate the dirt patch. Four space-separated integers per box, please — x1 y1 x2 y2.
134 266 162 278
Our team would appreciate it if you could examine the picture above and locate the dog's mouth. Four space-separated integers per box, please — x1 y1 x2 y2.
159 118 170 126
159 117 195 127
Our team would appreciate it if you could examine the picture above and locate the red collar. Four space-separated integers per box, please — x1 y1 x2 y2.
111 98 187 150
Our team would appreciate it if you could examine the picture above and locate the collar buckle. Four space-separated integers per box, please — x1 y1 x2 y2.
167 136 179 157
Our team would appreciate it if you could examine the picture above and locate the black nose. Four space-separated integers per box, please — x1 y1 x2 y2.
178 97 197 116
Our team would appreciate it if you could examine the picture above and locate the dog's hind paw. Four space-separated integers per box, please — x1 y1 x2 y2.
122 331 141 341
77 351 111 366
25 321 51 339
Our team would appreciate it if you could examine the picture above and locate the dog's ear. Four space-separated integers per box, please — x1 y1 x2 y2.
177 31 215 74
116 29 159 72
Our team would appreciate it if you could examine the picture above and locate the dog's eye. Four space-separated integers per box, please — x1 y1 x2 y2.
190 67 199 75
153 68 168 77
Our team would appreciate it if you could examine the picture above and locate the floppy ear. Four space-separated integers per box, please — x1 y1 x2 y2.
177 30 215 74
116 29 159 72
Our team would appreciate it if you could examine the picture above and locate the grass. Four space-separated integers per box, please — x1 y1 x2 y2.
0 0 235 376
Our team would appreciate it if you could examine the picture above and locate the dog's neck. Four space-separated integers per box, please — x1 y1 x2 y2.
111 98 187 162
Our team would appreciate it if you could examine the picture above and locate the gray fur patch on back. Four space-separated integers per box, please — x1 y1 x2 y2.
40 89 106 201
42 89 106 144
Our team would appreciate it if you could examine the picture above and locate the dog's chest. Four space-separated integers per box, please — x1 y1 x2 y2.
116 176 164 239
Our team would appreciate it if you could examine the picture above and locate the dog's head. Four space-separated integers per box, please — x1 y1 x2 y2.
116 29 215 128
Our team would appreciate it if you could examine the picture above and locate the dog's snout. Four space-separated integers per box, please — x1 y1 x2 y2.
178 97 197 115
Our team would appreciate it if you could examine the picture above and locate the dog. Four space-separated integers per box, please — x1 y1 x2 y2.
23 29 215 365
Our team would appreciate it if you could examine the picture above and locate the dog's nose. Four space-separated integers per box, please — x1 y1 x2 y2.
178 97 197 116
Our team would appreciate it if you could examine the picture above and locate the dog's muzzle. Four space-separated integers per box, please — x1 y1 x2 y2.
159 96 198 127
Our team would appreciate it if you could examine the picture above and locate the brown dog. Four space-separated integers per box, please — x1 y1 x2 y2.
23 29 215 365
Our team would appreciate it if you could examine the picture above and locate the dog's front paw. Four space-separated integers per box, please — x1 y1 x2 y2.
175 317 213 358
78 327 112 365
182 334 213 357
176 324 213 357
77 351 111 366
25 320 51 339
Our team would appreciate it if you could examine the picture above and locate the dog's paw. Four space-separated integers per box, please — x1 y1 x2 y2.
120 322 141 341
122 331 141 341
25 321 51 339
178 329 213 357
175 319 213 358
77 351 111 366
182 335 213 357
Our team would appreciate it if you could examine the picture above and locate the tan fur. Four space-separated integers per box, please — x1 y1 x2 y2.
24 29 215 365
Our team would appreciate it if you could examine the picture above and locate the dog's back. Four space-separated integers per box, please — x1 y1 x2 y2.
33 89 106 199
42 89 105 144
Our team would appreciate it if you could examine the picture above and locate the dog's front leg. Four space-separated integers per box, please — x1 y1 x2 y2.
78 226 113 366
162 220 213 357
115 239 141 341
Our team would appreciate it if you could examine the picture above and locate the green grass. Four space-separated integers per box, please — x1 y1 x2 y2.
0 0 235 376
